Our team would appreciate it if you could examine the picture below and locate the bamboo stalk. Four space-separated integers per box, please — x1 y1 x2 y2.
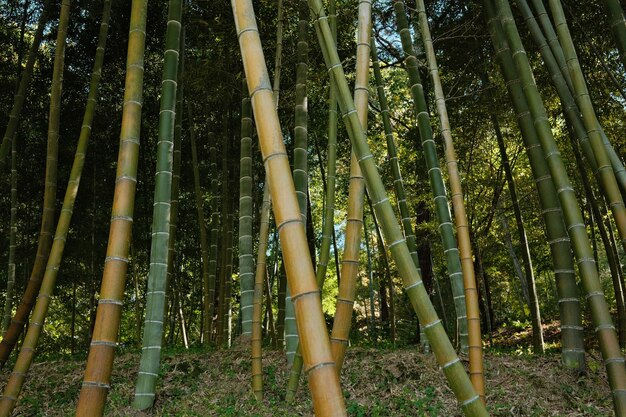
205 132 219 344
252 185 270 400
329 0 371 375
133 0 182 406
392 0 468 353
0 1 110 413
414 0 484 396
602 0 626 69
75 0 148 412
0 0 71 368
495 1 626 413
239 79 255 338
0 0 50 173
484 0 585 371
309 0 487 414
232 0 346 414
2 128 17 333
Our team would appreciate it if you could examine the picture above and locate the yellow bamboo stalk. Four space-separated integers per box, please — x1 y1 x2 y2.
415 0 484 401
231 0 346 415
329 0 371 375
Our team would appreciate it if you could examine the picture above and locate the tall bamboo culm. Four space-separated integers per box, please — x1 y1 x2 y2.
494 1 626 414
415 0 484 397
392 0 468 352
309 0 487 414
252 185 270 400
239 80 255 339
285 0 310 365
0 0 50 173
329 0 371 374
75 0 148 412
484 0 586 369
205 132 219 344
133 0 182 407
2 131 17 332
164 27 185 346
0 0 71 369
0 2 111 413
231 0 347 414
547 0 626 258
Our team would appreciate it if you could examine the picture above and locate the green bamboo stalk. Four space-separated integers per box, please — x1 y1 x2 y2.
232 0 347 413
370 37 419 268
415 0 484 395
393 0 468 353
272 0 284 108
252 185 271 400
0 0 71 368
205 132 219 344
164 27 185 346
309 0 487 414
547 0 626 258
0 0 50 173
495 1 626 413
484 0 585 370
285 0 310 365
316 0 338 291
2 132 17 332
603 0 626 69
0 1 110 412
239 79 255 338
75 0 148 412
519 0 626 199
133 0 182 408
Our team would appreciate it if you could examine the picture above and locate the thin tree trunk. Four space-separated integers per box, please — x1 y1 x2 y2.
206 132 219 344
2 130 17 332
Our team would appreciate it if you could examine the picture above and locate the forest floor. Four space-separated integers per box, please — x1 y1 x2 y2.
0 333 614 417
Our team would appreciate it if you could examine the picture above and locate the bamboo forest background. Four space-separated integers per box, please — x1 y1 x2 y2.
0 0 624 413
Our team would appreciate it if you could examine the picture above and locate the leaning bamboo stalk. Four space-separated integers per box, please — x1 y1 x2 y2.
252 185 271 400
329 0 371 374
0 1 110 413
309 0 487 414
370 37 419 267
286 0 366 399
285 0 310 365
484 0 585 370
495 0 626 414
547 0 626 258
393 0 468 352
415 0 484 397
0 0 71 368
75 0 148 412
232 0 346 414
133 0 182 407
519 0 626 199
239 80 255 338
0 0 50 173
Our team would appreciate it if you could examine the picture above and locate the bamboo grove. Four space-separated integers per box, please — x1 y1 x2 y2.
0 0 624 415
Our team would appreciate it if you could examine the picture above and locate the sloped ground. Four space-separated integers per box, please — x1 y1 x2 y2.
0 344 613 416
